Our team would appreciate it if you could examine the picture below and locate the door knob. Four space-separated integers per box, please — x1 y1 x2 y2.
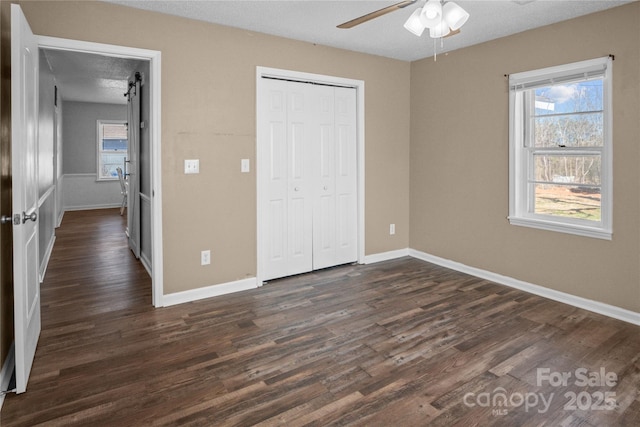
1 215 12 225
294 187 300 192
323 186 328 191
22 211 37 223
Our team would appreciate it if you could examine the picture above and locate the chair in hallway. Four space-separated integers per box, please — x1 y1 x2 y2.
116 166 127 215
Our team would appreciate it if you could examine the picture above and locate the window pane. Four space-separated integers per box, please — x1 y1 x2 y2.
534 80 603 116
533 154 601 186
100 152 127 179
102 138 128 151
534 112 603 148
98 122 127 180
534 184 601 221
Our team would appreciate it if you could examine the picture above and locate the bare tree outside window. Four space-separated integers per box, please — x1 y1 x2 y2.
530 80 603 221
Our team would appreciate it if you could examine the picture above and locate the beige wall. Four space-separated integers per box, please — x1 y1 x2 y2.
19 1 411 294
410 3 640 312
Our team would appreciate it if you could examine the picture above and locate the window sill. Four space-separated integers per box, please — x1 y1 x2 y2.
508 216 612 240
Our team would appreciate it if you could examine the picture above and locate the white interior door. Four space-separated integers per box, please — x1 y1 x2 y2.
11 4 41 394
259 78 357 281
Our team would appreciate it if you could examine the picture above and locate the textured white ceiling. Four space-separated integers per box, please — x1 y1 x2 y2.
106 0 634 62
42 49 145 105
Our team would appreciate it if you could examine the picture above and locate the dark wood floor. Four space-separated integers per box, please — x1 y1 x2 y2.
2 209 639 426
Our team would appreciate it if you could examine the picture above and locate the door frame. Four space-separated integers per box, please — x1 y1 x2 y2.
37 36 164 307
255 66 365 285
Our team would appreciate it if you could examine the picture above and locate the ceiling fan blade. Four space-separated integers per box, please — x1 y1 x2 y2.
337 0 418 29
444 28 461 38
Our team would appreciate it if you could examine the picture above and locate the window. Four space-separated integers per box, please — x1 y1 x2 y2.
508 57 612 239
97 120 128 181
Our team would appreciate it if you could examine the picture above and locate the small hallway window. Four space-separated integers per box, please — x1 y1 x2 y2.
97 120 128 180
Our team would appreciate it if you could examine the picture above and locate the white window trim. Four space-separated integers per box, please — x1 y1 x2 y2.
96 119 128 182
508 57 613 240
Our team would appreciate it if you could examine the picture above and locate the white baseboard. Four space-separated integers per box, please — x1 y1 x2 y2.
63 203 121 212
162 247 639 325
362 248 409 264
0 342 15 411
408 249 640 326
162 277 258 307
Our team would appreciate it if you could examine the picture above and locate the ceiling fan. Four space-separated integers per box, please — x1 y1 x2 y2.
337 0 469 39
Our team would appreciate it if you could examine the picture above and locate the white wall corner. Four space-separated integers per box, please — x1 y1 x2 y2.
56 209 64 228
162 277 258 307
408 249 640 326
0 342 16 411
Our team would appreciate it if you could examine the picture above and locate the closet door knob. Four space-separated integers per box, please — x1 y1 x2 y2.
294 187 300 192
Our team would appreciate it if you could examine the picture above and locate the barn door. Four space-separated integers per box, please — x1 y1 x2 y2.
127 76 141 258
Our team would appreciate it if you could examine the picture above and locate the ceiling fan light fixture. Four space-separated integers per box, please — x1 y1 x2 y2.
443 1 469 31
429 19 451 38
421 0 443 28
404 8 427 36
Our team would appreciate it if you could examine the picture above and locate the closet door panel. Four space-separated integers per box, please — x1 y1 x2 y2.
334 87 358 264
286 87 313 276
260 78 357 280
312 87 337 270
261 85 289 280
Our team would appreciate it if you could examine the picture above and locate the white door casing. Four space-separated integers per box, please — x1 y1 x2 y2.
11 4 41 394
257 69 361 282
36 36 163 307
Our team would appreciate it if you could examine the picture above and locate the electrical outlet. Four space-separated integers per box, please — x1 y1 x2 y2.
241 159 250 173
201 250 211 266
185 159 199 174
390 224 396 235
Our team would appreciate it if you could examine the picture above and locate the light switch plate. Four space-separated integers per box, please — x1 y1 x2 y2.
185 159 199 174
201 250 210 265
241 159 250 173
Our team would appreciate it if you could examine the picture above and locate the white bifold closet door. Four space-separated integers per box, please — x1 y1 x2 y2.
259 78 357 281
